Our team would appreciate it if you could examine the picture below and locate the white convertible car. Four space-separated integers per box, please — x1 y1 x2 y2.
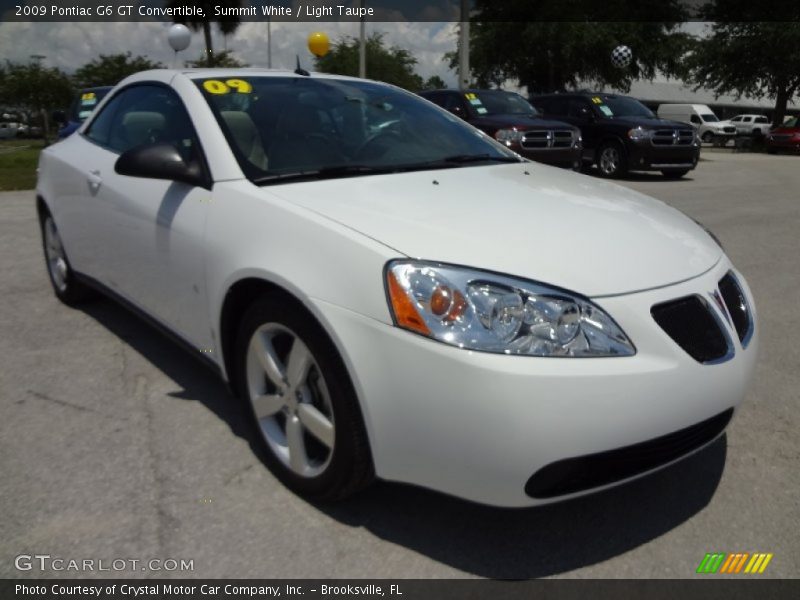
36 69 757 507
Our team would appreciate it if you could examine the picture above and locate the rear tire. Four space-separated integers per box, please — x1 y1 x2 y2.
596 141 627 178
701 131 714 143
233 293 374 501
38 208 94 306
661 169 690 179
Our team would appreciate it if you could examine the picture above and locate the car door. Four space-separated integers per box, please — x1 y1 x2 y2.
83 83 213 350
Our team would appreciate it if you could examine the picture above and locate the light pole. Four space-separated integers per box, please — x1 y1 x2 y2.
267 17 272 68
359 0 366 78
458 0 470 90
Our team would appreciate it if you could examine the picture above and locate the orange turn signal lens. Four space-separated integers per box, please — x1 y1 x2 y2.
387 270 431 336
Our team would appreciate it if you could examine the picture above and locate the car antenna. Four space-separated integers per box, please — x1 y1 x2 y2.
294 55 310 77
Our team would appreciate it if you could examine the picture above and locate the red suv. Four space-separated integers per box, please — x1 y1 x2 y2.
767 116 800 154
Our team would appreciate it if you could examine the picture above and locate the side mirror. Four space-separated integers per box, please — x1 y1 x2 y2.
52 110 67 125
115 142 205 187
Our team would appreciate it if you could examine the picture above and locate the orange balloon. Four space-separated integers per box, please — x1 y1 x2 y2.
308 32 330 57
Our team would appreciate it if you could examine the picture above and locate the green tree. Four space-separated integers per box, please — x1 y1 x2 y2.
686 3 800 126
0 61 73 142
168 0 243 64
73 52 164 88
449 1 691 94
185 50 247 68
314 33 425 91
421 75 447 90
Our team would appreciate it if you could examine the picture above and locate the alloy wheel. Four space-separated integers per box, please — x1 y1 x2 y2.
246 323 335 478
43 216 68 292
599 146 620 176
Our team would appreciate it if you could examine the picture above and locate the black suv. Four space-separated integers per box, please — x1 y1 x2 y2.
420 89 582 170
532 92 701 178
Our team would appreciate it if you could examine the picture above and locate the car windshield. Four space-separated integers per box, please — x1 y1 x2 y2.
469 91 538 116
69 89 111 122
700 113 719 123
782 116 798 128
596 96 654 118
195 76 520 184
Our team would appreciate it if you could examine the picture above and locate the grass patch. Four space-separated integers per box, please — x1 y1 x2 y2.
0 140 44 191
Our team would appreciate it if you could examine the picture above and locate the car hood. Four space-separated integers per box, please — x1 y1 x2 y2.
270 164 721 297
771 126 800 134
606 116 689 129
470 114 575 131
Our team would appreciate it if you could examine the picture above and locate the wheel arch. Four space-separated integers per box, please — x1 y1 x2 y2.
593 135 628 163
217 275 378 470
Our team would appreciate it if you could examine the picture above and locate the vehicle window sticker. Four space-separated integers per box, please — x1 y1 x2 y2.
591 97 603 104
476 107 488 114
202 79 253 95
599 105 614 116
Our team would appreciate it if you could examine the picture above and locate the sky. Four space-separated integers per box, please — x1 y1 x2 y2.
0 20 461 85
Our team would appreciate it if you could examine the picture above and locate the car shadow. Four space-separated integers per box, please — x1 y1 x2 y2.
79 296 727 579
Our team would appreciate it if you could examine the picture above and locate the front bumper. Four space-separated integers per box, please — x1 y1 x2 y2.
518 146 582 170
625 141 701 172
315 259 757 507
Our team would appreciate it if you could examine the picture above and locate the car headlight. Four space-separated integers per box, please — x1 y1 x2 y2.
574 133 583 147
627 127 653 141
494 129 525 145
385 261 635 357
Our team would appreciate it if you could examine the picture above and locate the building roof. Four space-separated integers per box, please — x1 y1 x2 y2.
600 79 798 110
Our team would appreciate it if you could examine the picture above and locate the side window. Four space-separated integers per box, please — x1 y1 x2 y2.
86 84 200 161
442 93 466 114
730 116 741 122
423 92 446 108
542 97 568 116
690 114 702 124
84 92 126 147
743 117 752 123
567 98 592 118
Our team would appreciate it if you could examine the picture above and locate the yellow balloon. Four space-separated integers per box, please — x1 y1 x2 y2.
308 32 330 57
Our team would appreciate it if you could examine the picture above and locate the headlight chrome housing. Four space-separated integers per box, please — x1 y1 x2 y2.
386 261 635 357
627 127 654 141
494 128 525 145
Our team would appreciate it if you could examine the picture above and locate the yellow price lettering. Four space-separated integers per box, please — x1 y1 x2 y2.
226 79 252 93
203 79 253 95
81 93 96 100
203 80 230 94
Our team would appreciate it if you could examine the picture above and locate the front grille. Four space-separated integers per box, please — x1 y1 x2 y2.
652 296 730 363
723 126 736 134
652 129 694 146
521 129 574 149
718 272 753 346
525 408 733 498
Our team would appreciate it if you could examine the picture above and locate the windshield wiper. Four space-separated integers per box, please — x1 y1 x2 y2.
253 165 394 185
252 155 521 185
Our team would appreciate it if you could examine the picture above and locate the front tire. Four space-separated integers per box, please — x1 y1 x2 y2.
233 293 374 500
701 131 714 143
596 142 627 178
39 209 94 305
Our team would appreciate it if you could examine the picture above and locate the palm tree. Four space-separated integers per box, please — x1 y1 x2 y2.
168 0 243 66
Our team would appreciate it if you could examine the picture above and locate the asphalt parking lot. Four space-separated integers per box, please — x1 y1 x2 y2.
1 151 798 579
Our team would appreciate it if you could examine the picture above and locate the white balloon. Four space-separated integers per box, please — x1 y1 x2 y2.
168 24 191 52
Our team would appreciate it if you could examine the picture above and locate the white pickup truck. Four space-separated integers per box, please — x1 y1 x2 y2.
729 114 771 136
